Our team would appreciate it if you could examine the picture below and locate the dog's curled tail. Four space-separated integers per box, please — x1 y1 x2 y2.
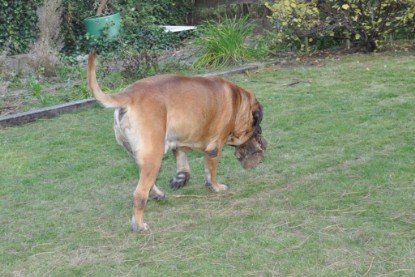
87 50 130 108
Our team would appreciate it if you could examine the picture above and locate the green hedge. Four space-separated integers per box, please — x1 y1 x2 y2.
0 0 192 56
0 0 42 55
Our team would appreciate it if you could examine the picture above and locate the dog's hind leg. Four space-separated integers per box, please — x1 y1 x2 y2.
131 150 164 232
169 148 191 190
131 126 165 232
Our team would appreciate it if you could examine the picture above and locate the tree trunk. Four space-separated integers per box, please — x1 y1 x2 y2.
96 0 108 16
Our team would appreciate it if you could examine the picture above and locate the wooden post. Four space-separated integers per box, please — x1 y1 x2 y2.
345 32 350 50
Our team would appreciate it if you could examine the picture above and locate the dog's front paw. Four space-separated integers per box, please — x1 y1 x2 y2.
169 171 190 190
131 216 149 233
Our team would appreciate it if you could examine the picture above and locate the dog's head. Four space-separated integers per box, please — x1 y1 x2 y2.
235 104 268 169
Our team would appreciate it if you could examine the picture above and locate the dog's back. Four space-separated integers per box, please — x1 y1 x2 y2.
87 50 249 111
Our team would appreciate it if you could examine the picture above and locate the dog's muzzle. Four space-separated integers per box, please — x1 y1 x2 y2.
235 134 268 169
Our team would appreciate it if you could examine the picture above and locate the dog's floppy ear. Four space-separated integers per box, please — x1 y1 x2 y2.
252 104 263 135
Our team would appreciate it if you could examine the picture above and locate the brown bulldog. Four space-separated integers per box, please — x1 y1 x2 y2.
87 50 267 232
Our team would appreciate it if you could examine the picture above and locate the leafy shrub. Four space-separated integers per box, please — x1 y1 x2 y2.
62 0 192 55
193 16 266 68
82 1 189 80
265 0 323 53
266 0 415 53
326 1 415 52
0 0 42 55
60 0 94 55
1 0 192 56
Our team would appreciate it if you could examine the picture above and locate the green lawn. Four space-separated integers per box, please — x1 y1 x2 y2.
1 52 414 276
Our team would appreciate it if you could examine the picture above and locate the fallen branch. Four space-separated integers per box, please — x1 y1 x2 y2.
249 78 311 86
363 257 375 277
282 78 312 86
249 80 280 85
173 192 235 198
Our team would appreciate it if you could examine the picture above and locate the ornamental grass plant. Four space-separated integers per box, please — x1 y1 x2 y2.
193 16 265 68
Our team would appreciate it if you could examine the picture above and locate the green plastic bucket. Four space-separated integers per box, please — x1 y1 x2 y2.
84 13 121 40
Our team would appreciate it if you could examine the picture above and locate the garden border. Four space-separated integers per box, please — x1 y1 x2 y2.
0 62 274 128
